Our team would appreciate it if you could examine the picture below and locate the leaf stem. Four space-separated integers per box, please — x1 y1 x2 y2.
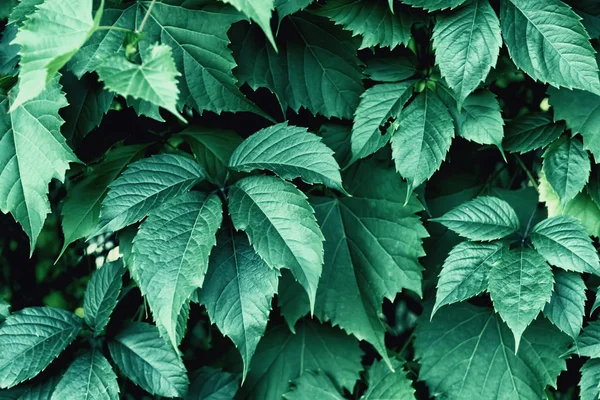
137 0 157 34
514 155 538 191
95 26 132 33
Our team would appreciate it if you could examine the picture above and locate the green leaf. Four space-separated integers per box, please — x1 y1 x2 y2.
283 371 344 400
51 349 119 400
391 89 454 196
0 25 19 76
177 127 243 184
308 159 427 365
0 76 76 250
361 359 415 400
350 81 415 163
10 0 98 110
592 287 600 314
132 192 222 348
542 271 586 339
0 307 82 389
94 154 205 236
431 196 520 241
0 299 9 321
96 43 184 123
542 136 590 205
567 320 600 357
84 259 124 336
415 303 570 399
488 248 554 350
185 368 241 400
229 122 345 193
240 320 363 400
580 359 600 400
219 0 275 48
8 0 44 27
572 0 600 39
228 175 323 312
319 124 352 168
314 0 415 49
500 0 600 95
531 216 600 275
432 241 506 316
199 227 279 380
548 87 600 162
400 0 467 10
275 0 313 20
504 112 565 154
277 270 311 332
108 322 189 397
60 145 145 256
433 0 501 105
363 54 418 82
3 376 60 400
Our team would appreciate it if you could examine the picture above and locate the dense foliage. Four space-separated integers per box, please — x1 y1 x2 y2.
1 0 600 398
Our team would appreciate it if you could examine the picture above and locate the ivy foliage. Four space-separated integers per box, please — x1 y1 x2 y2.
1 0 600 398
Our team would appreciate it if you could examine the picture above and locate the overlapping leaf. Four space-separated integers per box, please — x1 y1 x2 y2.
219 0 276 47
284 371 344 400
186 368 241 400
504 113 564 154
84 259 124 336
401 0 467 11
361 359 415 400
543 271 586 338
580 359 600 400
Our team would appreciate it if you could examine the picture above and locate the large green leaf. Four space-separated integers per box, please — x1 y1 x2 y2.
488 248 554 350
185 368 241 400
530 216 600 275
10 0 98 110
132 192 222 348
361 359 415 400
0 76 76 250
314 0 415 49
415 303 570 399
108 322 189 397
542 135 590 205
580 359 600 400
543 270 586 339
391 89 454 196
51 349 119 400
433 241 506 316
219 0 275 47
96 44 184 122
284 371 344 400
504 113 565 154
60 145 145 256
567 320 600 357
433 0 501 105
94 154 205 236
229 122 345 193
350 81 415 163
240 320 363 400
432 196 520 241
400 0 467 11
500 0 600 95
0 307 82 389
83 259 124 336
199 227 279 380
228 175 323 311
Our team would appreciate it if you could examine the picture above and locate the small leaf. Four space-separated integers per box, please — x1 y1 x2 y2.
431 196 520 241
580 359 600 400
542 136 590 205
504 113 565 154
219 0 276 48
108 322 189 397
400 0 467 11
284 371 344 400
592 288 600 314
488 248 554 350
84 259 124 336
566 321 600 357
363 54 418 82
0 307 82 389
543 271 586 339
361 358 415 400
185 368 241 400
275 0 313 20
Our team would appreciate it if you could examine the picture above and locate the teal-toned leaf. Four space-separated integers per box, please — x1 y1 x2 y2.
350 81 415 163
0 25 19 76
284 371 344 400
488 248 554 350
431 196 520 241
8 0 43 26
94 154 205 236
84 259 124 336
0 307 82 389
543 271 586 339
433 0 501 105
593 288 600 314
219 0 275 48
240 320 363 400
96 43 184 123
229 122 345 193
314 0 415 49
277 270 310 332
548 87 600 162
0 0 17 19
567 321 600 357
199 227 279 380
361 359 415 400
1 375 60 400
580 359 600 400
0 76 76 250
363 54 418 82
500 0 600 95
51 349 119 400
177 127 243 184
504 112 565 154
542 136 590 205
228 175 323 312
133 192 222 348
531 216 600 275
185 368 241 400
391 89 454 196
572 0 600 39
433 241 506 316
108 322 189 397
10 0 97 110
60 145 145 256
275 0 313 20
0 299 9 321
415 303 570 399
400 0 467 11
319 124 352 168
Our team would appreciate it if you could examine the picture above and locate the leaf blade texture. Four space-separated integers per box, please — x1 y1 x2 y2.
84 259 125 336
543 270 586 338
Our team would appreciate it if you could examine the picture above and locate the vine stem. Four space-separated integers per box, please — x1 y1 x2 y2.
95 26 132 33
137 0 157 33
514 155 538 191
